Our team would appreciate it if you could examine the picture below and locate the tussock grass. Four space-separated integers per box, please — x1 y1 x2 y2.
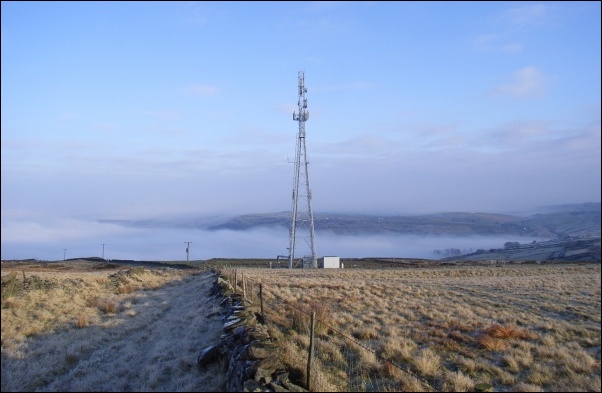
2 296 23 310
511 382 544 392
76 313 89 328
1 267 191 348
88 296 120 314
313 301 333 336
1 265 224 392
234 264 601 392
117 284 135 294
477 335 508 351
352 327 379 340
413 348 441 377
443 370 475 392
484 323 538 340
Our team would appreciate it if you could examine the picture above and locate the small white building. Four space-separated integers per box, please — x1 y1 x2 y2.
318 256 341 268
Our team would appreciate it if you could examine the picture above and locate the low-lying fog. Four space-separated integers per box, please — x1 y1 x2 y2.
1 217 548 261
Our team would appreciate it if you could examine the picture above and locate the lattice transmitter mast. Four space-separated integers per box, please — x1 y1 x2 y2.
288 71 317 269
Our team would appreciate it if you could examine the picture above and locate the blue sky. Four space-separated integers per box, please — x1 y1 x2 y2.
1 2 600 260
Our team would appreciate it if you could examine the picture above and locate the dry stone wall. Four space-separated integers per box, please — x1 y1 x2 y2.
197 272 306 392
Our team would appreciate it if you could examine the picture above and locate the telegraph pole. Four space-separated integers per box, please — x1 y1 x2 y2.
184 242 191 262
288 71 317 269
63 249 67 261
101 244 106 259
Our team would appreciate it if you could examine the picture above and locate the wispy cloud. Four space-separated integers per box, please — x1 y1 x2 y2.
395 122 465 151
222 125 289 146
492 66 546 98
1 216 132 244
504 4 548 26
468 119 601 161
473 4 550 53
178 2 210 29
481 121 551 152
562 126 601 160
1 137 101 154
473 33 523 53
314 134 400 161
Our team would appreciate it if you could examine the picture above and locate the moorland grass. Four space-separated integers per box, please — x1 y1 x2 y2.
231 264 601 392
1 266 225 392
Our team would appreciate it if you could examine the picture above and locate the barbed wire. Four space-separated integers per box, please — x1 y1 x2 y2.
259 283 439 392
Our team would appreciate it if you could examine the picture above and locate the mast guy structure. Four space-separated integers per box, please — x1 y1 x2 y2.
288 71 317 268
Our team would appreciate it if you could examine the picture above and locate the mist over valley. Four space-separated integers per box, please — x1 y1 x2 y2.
3 203 598 262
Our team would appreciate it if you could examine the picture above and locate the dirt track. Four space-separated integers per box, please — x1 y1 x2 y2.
1 271 225 392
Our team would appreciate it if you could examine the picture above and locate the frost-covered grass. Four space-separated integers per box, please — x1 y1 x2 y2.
236 264 601 392
1 265 225 392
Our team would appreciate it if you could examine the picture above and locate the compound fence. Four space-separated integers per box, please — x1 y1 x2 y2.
219 268 438 392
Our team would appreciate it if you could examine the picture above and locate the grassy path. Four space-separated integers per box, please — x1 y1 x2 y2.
1 271 225 392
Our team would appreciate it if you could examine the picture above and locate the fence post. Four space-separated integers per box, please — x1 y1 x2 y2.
242 273 247 298
306 309 316 391
234 269 238 292
259 284 265 323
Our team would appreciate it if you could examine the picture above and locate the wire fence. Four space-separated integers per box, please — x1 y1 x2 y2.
218 268 438 392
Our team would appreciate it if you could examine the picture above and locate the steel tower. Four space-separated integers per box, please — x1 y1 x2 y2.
288 71 317 269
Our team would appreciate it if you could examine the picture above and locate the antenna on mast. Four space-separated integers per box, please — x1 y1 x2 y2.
287 71 317 269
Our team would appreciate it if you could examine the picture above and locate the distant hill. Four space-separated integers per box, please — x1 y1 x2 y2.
446 237 601 262
101 203 600 239
206 203 600 239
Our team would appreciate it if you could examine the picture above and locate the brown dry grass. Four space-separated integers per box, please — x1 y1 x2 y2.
230 264 601 392
1 262 225 392
76 313 89 328
477 335 508 351
484 323 539 340
1 266 190 347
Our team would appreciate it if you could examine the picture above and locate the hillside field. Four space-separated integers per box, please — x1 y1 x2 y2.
1 260 600 392
235 263 601 391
